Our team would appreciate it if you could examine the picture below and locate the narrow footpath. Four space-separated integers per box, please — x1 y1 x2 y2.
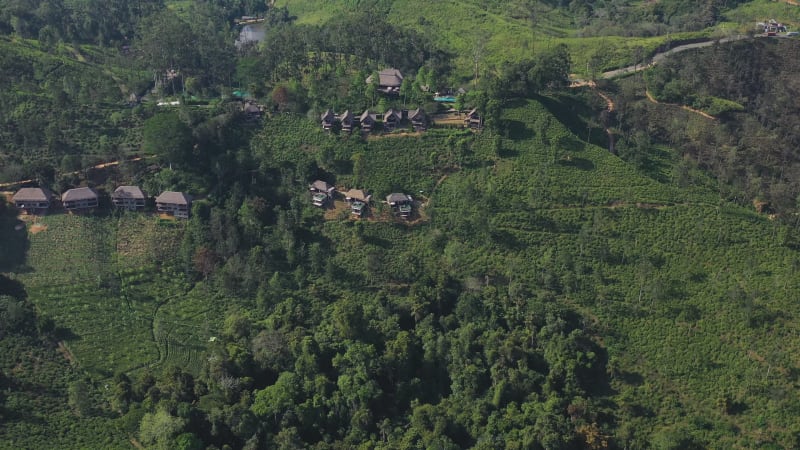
645 89 716 120
0 156 149 189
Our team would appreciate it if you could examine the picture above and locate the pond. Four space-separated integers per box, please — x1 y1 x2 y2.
236 23 266 48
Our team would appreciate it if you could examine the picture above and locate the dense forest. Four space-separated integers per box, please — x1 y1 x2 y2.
2 0 800 449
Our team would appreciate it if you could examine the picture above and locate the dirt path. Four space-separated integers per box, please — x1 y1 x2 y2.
570 80 616 152
57 341 77 365
595 89 615 113
645 89 717 120
0 178 34 189
0 156 150 189
66 45 86 63
567 34 752 139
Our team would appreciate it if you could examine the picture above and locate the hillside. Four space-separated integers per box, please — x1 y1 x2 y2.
0 36 148 182
271 0 800 78
4 95 800 448
2 0 800 449
611 38 800 216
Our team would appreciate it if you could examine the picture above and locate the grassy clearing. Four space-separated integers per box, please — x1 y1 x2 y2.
165 0 195 19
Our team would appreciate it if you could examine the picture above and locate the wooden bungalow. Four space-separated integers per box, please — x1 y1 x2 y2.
112 186 146 211
383 108 402 132
408 108 428 132
386 192 413 218
309 180 336 207
321 109 335 130
359 110 376 133
367 68 403 94
62 187 99 212
464 108 483 129
155 191 192 219
339 110 355 133
343 189 371 217
243 102 264 119
12 187 53 215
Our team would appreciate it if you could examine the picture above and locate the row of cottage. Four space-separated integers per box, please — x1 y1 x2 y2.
309 180 413 219
321 108 483 133
13 182 410 221
11 186 192 218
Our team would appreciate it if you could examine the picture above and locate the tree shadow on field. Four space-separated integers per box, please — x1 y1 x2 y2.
0 204 29 272
639 146 672 184
490 229 520 249
558 157 594 171
2 402 47 426
504 120 534 140
53 326 80 342
538 94 610 149
0 274 27 299
362 235 391 249
497 146 519 158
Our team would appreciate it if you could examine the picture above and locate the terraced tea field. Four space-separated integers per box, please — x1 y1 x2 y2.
18 213 219 378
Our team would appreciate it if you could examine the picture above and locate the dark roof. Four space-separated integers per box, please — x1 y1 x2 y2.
13 187 52 202
155 191 191 205
386 193 412 204
344 189 370 202
62 187 98 202
383 108 401 122
339 110 354 122
359 110 375 122
408 108 426 121
243 103 262 114
321 109 335 121
367 68 403 87
310 180 334 192
112 186 145 200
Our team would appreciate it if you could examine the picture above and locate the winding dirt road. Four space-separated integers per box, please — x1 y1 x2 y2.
570 35 753 130
600 35 750 79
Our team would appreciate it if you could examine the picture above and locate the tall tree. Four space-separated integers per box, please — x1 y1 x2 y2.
142 112 193 166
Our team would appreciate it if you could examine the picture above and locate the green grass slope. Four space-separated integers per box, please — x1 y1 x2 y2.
356 98 800 447
273 0 684 77
253 95 800 445
5 90 800 446
17 214 219 379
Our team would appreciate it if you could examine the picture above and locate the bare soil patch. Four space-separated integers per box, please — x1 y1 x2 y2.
367 130 424 140
324 199 351 220
58 341 76 365
431 112 466 126
29 223 48 234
